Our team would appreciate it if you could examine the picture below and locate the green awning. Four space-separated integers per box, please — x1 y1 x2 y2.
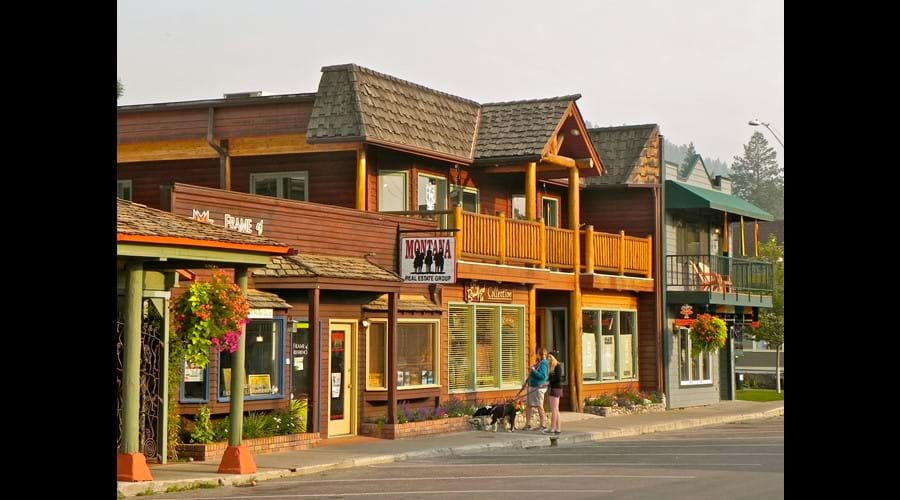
665 180 773 221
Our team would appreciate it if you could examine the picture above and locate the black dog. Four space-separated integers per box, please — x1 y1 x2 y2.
473 403 518 432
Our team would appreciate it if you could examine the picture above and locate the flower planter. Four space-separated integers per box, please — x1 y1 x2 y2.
360 416 471 440
175 432 321 461
583 402 666 417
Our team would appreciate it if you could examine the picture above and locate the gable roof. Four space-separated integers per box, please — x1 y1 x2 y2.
306 64 480 163
474 96 579 161
585 124 659 185
117 199 292 254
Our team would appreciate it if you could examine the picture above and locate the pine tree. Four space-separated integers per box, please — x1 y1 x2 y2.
679 142 697 176
117 79 124 100
731 132 784 218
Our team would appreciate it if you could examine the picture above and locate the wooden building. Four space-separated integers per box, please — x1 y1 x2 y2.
117 64 661 439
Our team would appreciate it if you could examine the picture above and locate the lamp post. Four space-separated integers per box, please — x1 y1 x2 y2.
748 119 784 147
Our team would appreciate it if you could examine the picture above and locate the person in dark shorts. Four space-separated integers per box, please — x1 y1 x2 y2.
543 352 563 435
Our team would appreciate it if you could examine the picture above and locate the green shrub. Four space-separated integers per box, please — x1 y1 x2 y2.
190 407 217 444
290 398 308 433
584 394 615 407
242 412 275 439
212 417 230 442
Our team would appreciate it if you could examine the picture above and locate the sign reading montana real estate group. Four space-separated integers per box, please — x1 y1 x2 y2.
400 237 456 284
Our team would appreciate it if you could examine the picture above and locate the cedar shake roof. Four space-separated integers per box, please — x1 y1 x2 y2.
585 124 659 185
362 294 443 313
307 64 480 162
474 96 579 161
247 289 292 310
117 199 290 251
254 254 401 282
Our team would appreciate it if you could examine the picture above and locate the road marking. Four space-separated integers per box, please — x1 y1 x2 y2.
443 452 783 456
372 463 763 467
171 490 614 499
601 436 783 442
288 474 695 483
544 443 784 448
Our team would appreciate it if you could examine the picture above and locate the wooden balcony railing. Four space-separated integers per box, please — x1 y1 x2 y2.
452 206 652 278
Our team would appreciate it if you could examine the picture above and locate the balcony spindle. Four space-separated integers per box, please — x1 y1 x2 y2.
539 218 546 268
584 225 594 274
619 230 626 275
498 212 506 265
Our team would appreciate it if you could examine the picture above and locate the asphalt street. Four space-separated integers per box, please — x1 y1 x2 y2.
147 416 784 499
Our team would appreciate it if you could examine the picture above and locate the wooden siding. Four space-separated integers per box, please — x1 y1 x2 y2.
117 102 313 144
637 292 660 393
230 152 357 208
581 291 637 310
581 188 654 238
170 183 434 271
118 159 220 208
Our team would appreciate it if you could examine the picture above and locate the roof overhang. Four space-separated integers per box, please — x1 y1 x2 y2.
665 181 774 221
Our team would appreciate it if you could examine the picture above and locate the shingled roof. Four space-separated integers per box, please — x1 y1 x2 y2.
246 289 292 310
362 294 443 313
253 254 401 282
474 96 579 162
585 124 659 185
306 64 480 162
117 199 291 251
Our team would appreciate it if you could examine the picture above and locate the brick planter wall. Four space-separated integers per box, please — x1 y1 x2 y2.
583 403 666 417
175 432 321 461
360 416 471 440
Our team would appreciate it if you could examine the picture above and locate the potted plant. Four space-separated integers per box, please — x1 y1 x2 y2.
172 269 250 368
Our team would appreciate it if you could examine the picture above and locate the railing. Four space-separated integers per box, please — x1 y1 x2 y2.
666 254 773 298
451 206 652 277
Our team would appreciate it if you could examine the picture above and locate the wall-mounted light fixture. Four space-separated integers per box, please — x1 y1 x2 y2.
570 128 580 136
361 319 370 329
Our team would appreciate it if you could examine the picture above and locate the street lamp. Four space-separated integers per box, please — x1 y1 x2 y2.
748 119 784 147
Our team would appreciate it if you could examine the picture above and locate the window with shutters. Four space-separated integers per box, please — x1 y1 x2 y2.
449 303 525 393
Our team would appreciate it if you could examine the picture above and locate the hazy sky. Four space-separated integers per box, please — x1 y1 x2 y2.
117 0 784 164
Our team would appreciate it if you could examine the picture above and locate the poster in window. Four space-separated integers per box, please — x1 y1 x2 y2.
249 374 272 395
184 364 204 382
222 368 232 396
582 332 596 379
620 335 633 378
601 335 616 379
331 373 342 398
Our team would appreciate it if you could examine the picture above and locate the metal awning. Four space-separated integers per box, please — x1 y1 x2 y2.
665 181 774 221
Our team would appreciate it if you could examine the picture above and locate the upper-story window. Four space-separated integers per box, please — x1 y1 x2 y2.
379 170 408 211
250 171 308 201
117 180 133 201
511 195 527 220
542 197 559 227
417 174 448 211
450 185 479 213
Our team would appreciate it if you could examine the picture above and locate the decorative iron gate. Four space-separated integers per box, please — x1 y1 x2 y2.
116 298 164 462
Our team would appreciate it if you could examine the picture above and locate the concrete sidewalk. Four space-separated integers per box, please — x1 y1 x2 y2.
117 400 784 497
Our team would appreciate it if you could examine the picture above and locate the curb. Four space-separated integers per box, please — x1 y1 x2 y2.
117 406 783 497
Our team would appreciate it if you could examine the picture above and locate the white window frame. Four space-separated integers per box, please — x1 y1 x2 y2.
511 194 527 220
250 171 309 201
378 170 409 211
450 184 480 214
366 319 440 391
542 196 560 227
117 179 133 201
582 309 639 384
416 173 448 212
678 327 713 385
448 302 525 394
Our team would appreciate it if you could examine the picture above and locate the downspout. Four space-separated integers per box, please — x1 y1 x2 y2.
207 108 230 190
659 132 671 409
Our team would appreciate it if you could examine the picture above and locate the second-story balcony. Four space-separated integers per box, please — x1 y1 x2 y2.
666 254 773 307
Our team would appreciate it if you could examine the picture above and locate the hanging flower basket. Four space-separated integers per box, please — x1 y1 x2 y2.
172 270 249 368
689 314 727 354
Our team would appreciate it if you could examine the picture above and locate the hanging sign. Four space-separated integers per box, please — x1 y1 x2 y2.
400 237 456 283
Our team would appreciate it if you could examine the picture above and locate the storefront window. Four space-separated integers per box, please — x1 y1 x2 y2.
219 318 284 400
583 309 638 383
367 321 439 389
181 361 207 402
678 327 713 385
448 304 524 392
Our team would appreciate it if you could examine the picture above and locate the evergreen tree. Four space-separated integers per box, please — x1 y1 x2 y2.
731 132 784 218
117 79 124 100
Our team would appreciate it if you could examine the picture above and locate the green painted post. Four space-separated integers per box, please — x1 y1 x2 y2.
228 267 249 446
122 261 144 454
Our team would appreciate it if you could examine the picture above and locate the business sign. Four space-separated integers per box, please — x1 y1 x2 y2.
400 237 456 284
